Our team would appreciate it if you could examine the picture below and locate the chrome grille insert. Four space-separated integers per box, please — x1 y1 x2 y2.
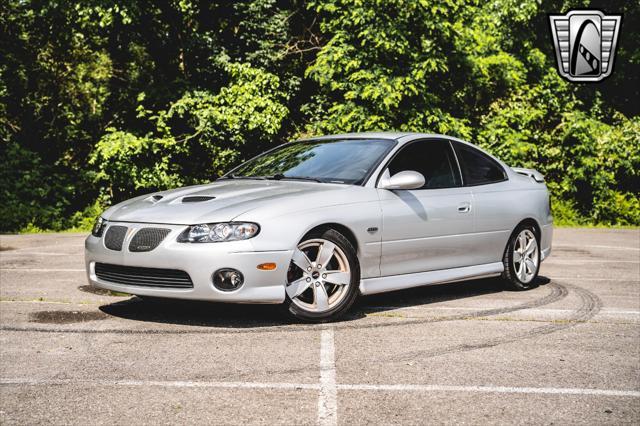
129 228 170 252
104 226 128 251
94 263 193 288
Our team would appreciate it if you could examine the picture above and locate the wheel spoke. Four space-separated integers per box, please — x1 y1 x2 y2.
518 233 527 252
286 277 311 298
513 251 522 262
524 258 536 275
316 241 336 267
525 239 537 256
314 284 329 310
323 271 350 286
291 248 312 271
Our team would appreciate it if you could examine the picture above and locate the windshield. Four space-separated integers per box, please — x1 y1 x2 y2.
226 139 396 184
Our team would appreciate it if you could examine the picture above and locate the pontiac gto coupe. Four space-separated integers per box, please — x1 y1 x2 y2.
85 133 552 322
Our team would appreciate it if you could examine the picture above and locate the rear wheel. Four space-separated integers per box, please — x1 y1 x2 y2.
284 229 360 322
502 225 540 290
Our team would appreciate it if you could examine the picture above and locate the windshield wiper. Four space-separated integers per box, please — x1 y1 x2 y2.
267 174 323 183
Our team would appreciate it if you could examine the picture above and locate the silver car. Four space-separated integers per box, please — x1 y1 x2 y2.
85 133 553 322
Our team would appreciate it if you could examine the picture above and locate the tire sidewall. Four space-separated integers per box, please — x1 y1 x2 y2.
504 225 541 290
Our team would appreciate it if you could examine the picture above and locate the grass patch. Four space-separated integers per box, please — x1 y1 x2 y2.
553 221 639 229
16 225 91 235
0 297 100 305
78 285 130 297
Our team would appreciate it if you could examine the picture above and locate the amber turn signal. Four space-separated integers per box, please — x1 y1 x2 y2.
257 262 277 271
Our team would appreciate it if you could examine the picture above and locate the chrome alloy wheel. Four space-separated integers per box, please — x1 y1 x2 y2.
513 229 539 283
286 238 351 313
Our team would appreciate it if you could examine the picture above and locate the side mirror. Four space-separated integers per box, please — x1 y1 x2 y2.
378 170 425 190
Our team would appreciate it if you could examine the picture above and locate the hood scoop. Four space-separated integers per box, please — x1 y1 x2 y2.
145 194 164 203
181 195 216 203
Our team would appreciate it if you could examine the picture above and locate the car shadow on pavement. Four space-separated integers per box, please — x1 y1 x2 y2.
99 298 293 328
98 276 551 328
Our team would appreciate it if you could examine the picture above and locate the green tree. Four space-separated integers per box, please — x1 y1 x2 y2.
1 0 638 231
91 60 289 201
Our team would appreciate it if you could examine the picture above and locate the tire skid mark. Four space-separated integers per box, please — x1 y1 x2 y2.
225 283 573 380
0 283 568 335
340 282 568 332
1 282 581 382
385 282 602 362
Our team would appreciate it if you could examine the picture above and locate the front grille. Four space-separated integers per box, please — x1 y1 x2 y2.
129 228 170 252
104 226 128 251
94 263 193 288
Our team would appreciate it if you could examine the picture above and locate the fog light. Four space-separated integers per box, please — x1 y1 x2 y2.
212 268 244 291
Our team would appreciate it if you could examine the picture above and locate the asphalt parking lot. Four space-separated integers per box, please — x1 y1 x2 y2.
0 228 638 425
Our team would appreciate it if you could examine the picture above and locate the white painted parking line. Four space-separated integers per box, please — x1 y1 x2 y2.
0 268 85 272
2 378 638 398
338 384 640 397
318 328 338 426
0 378 318 390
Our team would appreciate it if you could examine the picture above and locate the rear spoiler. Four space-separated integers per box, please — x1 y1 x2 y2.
511 167 545 183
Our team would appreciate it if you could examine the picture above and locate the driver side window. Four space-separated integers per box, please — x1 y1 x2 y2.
387 139 462 189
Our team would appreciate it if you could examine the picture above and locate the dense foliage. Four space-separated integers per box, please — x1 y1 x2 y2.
1 0 638 232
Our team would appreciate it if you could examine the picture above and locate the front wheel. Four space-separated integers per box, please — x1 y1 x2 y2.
284 229 360 322
502 225 541 290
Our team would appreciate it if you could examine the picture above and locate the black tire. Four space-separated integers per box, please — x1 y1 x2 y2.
502 224 541 290
284 228 360 322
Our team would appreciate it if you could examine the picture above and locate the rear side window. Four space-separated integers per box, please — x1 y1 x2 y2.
387 139 461 189
454 143 507 186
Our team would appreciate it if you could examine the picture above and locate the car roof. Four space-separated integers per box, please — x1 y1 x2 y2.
297 132 409 141
297 132 469 145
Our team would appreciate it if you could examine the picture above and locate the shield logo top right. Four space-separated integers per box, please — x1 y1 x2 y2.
549 10 622 82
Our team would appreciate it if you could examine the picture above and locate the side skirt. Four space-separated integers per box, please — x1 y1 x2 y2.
359 262 505 296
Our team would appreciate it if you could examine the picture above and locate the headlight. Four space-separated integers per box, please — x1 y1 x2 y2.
92 217 107 237
178 222 260 243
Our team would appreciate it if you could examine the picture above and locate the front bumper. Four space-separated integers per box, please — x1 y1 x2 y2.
84 222 291 303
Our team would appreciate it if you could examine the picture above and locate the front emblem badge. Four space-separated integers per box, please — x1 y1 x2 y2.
549 10 621 82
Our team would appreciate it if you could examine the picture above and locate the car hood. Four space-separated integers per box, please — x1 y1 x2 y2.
103 179 357 225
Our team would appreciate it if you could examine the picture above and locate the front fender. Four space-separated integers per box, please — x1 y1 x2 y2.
237 201 383 279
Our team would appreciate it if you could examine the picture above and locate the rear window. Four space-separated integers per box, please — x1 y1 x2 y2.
454 143 507 186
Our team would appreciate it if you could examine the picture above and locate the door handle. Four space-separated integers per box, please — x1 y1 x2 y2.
457 202 471 213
